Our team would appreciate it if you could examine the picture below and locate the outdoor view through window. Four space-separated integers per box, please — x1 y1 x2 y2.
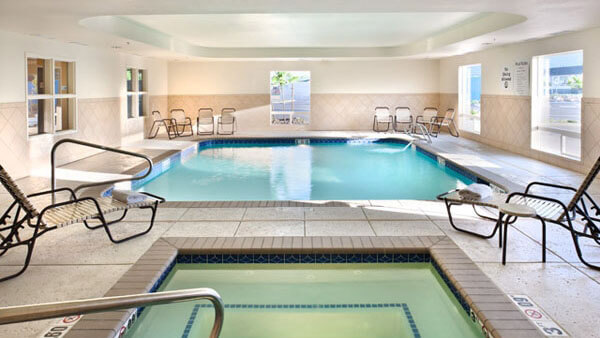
532 51 583 159
270 71 311 125
458 64 482 134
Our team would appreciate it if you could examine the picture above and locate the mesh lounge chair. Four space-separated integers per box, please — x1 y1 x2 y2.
148 111 177 139
393 107 413 134
170 109 193 137
430 108 459 137
217 108 237 135
0 165 165 282
197 108 215 135
373 106 392 132
415 107 439 134
438 157 600 269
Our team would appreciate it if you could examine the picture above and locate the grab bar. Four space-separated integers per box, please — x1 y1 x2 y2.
0 288 224 338
50 138 154 201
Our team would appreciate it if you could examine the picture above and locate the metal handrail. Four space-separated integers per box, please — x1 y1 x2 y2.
0 288 224 338
51 138 154 200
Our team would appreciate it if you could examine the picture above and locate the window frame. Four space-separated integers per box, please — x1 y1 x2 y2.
530 50 583 160
126 68 148 119
458 63 482 135
25 53 77 139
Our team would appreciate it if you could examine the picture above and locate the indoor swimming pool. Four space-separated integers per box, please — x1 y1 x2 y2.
124 259 484 338
135 139 479 201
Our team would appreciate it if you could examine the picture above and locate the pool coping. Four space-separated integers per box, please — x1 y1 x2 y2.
124 136 520 201
64 236 543 338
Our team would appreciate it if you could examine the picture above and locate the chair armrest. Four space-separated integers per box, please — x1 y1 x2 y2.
524 182 578 194
415 116 424 123
28 187 77 200
506 192 569 214
431 116 445 124
185 117 192 124
139 192 166 203
437 189 460 200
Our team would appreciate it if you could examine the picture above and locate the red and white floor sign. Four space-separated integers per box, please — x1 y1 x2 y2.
38 315 82 338
509 294 568 336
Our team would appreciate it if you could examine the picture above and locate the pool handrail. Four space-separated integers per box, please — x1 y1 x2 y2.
0 288 225 338
50 138 154 201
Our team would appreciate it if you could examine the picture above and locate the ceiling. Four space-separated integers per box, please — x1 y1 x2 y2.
0 0 599 60
124 13 479 48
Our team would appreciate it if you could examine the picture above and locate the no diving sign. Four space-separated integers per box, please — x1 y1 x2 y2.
38 315 81 337
509 295 568 336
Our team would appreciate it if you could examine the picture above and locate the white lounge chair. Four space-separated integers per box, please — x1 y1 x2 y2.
393 106 413 134
197 108 215 135
170 109 193 137
217 108 237 135
373 106 392 132
148 111 177 139
431 108 459 137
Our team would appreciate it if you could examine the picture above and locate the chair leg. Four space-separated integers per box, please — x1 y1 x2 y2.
83 210 128 230
502 217 511 265
444 200 501 239
538 217 547 263
0 239 36 283
97 203 158 244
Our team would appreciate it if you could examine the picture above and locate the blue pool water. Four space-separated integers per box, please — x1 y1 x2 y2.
137 140 474 201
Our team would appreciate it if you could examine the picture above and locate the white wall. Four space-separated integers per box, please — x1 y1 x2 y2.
440 27 600 97
0 30 169 178
0 30 168 102
168 59 440 95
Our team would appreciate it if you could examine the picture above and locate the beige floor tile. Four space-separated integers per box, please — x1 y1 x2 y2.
124 207 188 221
371 221 444 236
163 221 239 237
0 264 129 338
305 221 374 236
304 207 366 220
235 221 304 237
363 206 428 220
179 208 246 221
433 220 564 263
242 207 304 221
0 222 173 265
478 262 600 338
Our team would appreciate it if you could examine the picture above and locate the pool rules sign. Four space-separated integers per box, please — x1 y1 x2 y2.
501 61 530 95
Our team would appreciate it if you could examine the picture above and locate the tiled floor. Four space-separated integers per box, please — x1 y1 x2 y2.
1 132 599 337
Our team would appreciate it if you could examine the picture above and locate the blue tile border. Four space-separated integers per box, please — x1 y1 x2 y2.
184 302 420 337
181 304 201 338
175 253 431 264
129 137 497 193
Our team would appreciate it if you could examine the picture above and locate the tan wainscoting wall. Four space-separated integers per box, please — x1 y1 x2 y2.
167 93 440 132
447 93 599 174
0 98 121 179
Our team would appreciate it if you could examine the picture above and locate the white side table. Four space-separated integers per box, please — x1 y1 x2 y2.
497 203 546 265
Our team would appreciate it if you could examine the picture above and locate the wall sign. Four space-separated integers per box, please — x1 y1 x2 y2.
514 61 530 96
501 66 513 91
501 61 530 95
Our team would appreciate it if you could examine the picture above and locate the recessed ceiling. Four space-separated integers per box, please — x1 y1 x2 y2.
124 13 479 48
0 0 599 60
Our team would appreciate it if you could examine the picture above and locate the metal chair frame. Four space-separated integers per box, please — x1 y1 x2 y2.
217 108 237 135
147 111 177 139
170 109 193 137
373 106 392 132
430 108 460 137
197 108 215 135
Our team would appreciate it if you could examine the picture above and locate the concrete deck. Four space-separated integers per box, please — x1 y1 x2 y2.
1 132 599 337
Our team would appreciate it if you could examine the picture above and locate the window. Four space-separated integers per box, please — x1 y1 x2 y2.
127 68 147 118
531 51 582 160
458 64 481 134
26 56 76 137
270 71 310 125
